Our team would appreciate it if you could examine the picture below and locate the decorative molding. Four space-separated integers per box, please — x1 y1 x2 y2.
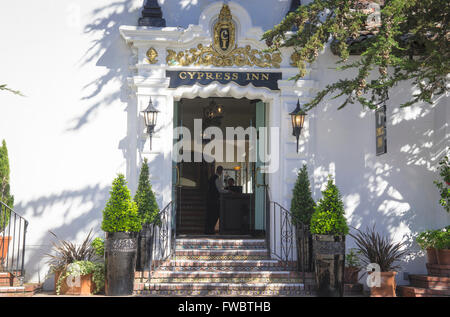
166 44 282 68
290 51 301 67
212 5 236 56
146 47 158 64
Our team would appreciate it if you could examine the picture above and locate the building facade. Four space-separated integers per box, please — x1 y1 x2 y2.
0 0 448 290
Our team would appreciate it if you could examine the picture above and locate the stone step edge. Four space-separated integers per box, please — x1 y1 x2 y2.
143 283 305 289
177 239 265 244
397 285 450 296
175 249 268 254
409 274 450 282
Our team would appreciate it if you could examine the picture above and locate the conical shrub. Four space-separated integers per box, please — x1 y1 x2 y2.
291 165 315 225
101 174 142 233
134 158 159 225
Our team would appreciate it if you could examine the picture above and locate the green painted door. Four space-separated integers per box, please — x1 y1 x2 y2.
254 101 266 232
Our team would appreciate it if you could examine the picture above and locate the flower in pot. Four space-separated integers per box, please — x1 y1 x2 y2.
416 229 438 264
102 174 142 296
434 226 450 265
344 248 362 284
310 176 349 297
134 158 160 271
290 164 316 272
45 230 105 295
350 225 406 297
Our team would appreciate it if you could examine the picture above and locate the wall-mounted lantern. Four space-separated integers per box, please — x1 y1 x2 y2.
289 100 306 153
142 98 159 150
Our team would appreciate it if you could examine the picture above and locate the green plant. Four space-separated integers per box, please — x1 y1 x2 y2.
134 158 160 225
0 140 14 232
45 230 96 272
416 229 437 250
291 165 316 225
350 225 407 272
433 226 450 250
310 176 349 235
101 174 142 233
91 237 104 258
434 155 450 213
346 248 362 268
55 261 105 295
263 0 449 110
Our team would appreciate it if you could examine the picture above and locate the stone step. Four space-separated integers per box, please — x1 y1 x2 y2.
176 239 266 249
150 270 306 279
0 273 12 287
426 263 450 277
142 282 305 291
0 283 42 297
397 285 450 297
409 274 450 290
175 249 268 259
135 288 306 296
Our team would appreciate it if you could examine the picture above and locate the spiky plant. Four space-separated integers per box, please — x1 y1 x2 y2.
350 225 407 272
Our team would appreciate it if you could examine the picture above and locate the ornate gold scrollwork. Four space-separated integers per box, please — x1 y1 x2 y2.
166 44 282 68
165 4 282 68
146 47 158 64
290 51 301 67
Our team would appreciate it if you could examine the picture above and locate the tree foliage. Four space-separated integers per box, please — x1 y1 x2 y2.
101 174 142 233
0 84 23 96
310 176 349 235
0 140 14 232
134 158 160 225
291 165 316 225
263 0 449 110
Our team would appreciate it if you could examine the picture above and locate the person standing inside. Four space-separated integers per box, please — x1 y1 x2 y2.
205 165 229 234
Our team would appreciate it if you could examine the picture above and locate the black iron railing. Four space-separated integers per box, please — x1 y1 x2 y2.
147 201 176 273
0 201 28 284
264 187 311 292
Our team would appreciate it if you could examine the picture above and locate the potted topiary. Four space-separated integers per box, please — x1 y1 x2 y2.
102 174 142 296
134 158 160 271
350 225 406 297
290 165 316 272
310 176 349 297
416 229 438 264
45 230 105 296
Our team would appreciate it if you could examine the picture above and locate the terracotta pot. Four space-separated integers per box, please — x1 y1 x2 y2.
437 249 450 265
344 266 360 284
55 271 95 296
369 271 397 297
0 236 11 260
426 248 438 264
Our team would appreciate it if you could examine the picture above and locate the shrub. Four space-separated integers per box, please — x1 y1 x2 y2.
416 230 437 250
290 165 316 225
0 140 14 232
434 226 450 250
310 176 349 235
91 237 104 258
55 261 105 295
101 174 142 233
346 248 362 268
350 225 407 272
134 158 160 225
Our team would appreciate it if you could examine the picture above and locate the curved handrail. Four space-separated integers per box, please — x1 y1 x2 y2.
0 201 28 284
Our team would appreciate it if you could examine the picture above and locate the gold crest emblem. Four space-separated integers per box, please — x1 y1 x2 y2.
213 4 236 56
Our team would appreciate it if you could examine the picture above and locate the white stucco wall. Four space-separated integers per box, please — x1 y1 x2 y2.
0 0 448 290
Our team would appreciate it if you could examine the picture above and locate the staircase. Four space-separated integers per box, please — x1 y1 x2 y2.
398 264 450 297
0 272 42 297
176 188 207 235
134 238 314 296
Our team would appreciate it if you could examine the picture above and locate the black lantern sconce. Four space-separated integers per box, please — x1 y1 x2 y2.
141 98 159 151
289 100 307 153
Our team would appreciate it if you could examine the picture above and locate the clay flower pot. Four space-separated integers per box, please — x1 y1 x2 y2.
55 271 95 296
437 249 450 265
0 236 11 260
344 266 360 284
426 248 438 264
369 271 397 297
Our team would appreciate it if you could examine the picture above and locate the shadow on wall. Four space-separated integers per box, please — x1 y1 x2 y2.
66 0 141 132
312 80 449 278
16 185 110 289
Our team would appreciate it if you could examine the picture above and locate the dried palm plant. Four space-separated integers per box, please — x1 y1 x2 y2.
45 229 96 272
349 225 407 272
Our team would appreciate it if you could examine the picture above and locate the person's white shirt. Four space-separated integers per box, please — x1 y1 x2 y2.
215 174 230 194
